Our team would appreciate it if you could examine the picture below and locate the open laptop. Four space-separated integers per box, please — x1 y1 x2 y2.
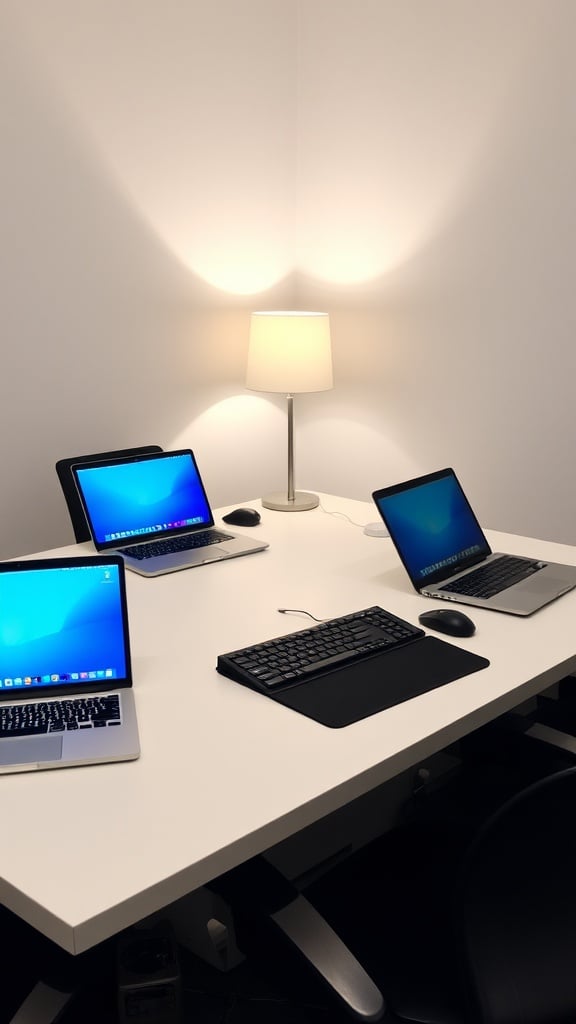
72 448 269 577
0 555 140 773
372 468 576 615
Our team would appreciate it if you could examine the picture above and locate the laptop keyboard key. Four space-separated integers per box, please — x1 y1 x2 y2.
119 530 234 561
439 556 543 599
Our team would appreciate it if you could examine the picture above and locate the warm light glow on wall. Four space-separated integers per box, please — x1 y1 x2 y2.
168 394 285 509
295 2 545 283
169 395 268 449
10 1 546 289
10 3 295 295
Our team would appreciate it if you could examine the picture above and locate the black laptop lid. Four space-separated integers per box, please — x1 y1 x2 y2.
72 449 214 551
372 468 492 591
0 555 132 702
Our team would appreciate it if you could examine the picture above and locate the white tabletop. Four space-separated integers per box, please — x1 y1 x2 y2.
2 494 576 954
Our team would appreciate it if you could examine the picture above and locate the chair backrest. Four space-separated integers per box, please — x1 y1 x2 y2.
55 445 163 543
459 764 576 1024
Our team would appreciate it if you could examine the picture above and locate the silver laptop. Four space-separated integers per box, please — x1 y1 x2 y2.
373 468 576 615
0 555 140 774
72 448 269 577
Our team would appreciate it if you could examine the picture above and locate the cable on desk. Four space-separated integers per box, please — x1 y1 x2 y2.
278 608 327 622
318 500 368 530
319 500 388 538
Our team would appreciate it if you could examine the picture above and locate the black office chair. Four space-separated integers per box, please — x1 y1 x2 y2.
305 762 576 1023
458 764 576 1022
214 758 576 1024
55 445 163 543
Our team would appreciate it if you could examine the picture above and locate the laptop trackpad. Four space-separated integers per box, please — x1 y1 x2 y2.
0 735 63 766
525 574 569 595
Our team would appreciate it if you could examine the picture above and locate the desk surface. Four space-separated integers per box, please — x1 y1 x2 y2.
2 494 576 953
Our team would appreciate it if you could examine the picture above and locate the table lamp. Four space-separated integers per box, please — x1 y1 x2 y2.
247 310 333 511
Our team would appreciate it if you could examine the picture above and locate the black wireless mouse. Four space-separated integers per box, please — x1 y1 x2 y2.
418 608 476 638
222 507 261 527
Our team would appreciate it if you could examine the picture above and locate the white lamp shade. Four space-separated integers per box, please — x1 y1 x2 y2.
246 311 333 393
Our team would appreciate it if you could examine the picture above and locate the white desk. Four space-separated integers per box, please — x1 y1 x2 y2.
2 494 576 954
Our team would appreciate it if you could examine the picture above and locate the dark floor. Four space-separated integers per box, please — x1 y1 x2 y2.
3 908 356 1024
79 943 349 1024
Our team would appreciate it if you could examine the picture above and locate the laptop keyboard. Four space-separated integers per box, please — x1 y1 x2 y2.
439 555 543 600
119 529 234 561
0 695 121 737
217 606 424 691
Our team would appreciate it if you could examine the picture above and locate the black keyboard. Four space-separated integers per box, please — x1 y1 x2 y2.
217 606 424 692
0 695 121 737
119 529 234 561
439 555 543 600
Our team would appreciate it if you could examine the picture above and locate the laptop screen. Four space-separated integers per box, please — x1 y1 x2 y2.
373 468 491 589
73 450 213 549
0 557 131 700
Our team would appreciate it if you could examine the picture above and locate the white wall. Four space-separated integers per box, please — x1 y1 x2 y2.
0 0 297 557
2 1 576 558
295 0 576 543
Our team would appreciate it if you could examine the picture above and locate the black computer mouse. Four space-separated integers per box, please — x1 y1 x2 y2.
418 608 476 638
222 507 261 527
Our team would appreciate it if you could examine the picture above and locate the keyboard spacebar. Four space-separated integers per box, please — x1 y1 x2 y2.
301 649 375 674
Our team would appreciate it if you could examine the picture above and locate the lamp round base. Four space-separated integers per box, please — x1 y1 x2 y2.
262 491 320 512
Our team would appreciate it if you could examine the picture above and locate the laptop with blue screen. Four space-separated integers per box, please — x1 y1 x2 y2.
373 468 576 615
72 448 268 577
0 555 139 773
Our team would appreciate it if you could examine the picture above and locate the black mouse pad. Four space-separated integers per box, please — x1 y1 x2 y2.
266 637 489 728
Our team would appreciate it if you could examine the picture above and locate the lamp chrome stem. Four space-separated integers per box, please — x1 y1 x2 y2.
287 393 295 502
261 393 320 512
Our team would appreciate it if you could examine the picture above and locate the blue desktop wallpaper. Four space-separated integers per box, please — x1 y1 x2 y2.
376 474 487 582
0 563 127 690
75 453 212 544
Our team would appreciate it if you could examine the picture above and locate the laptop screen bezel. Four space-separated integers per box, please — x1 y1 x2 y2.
372 468 492 591
71 449 215 551
0 555 133 703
